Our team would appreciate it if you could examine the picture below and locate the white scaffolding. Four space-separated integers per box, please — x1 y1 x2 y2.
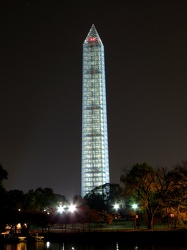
81 24 110 197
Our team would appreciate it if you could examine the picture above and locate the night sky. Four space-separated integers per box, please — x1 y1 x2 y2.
1 0 187 199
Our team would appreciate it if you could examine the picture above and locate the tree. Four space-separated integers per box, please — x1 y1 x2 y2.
0 163 8 190
84 183 124 212
162 160 187 225
101 183 125 211
6 189 25 211
120 162 173 229
23 188 67 214
100 210 114 224
84 188 106 211
0 163 8 213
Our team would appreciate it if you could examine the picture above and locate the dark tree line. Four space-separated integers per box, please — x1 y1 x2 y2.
0 163 103 231
1 160 187 230
0 186 67 231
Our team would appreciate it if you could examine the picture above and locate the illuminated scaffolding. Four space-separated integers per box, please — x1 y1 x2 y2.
81 24 110 197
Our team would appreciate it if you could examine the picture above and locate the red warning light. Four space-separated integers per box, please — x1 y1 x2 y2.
88 37 97 43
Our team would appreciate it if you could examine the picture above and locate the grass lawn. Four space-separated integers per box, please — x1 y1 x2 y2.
45 219 187 233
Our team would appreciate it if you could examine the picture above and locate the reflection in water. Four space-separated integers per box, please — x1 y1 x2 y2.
3 242 187 250
3 242 27 250
46 242 51 249
17 242 27 250
116 242 119 250
134 243 138 250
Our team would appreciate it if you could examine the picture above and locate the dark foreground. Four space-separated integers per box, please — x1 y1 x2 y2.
43 229 187 246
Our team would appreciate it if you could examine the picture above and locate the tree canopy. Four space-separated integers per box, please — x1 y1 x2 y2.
120 162 176 229
84 183 124 212
0 163 8 190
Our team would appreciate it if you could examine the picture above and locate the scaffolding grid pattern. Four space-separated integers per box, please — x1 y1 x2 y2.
81 24 110 197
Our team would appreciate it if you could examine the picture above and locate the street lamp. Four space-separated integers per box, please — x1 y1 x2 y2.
57 206 65 213
57 202 66 214
132 204 138 210
132 203 139 229
114 203 119 211
113 203 120 220
68 204 76 213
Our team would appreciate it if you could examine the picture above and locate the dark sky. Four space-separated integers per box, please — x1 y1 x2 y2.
1 0 187 199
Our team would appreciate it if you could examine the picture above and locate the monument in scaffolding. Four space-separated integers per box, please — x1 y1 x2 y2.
81 24 110 197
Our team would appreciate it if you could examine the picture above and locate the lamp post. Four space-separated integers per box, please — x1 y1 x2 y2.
57 202 65 214
68 204 77 230
68 204 76 213
113 203 120 220
132 204 138 210
132 204 139 229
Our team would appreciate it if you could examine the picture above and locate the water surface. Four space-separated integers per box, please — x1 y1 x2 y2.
3 242 187 250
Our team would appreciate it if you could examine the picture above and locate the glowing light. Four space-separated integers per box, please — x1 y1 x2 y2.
88 37 96 42
132 204 138 210
17 223 21 229
116 242 119 250
114 203 119 210
57 206 64 213
68 204 76 213
46 242 50 248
